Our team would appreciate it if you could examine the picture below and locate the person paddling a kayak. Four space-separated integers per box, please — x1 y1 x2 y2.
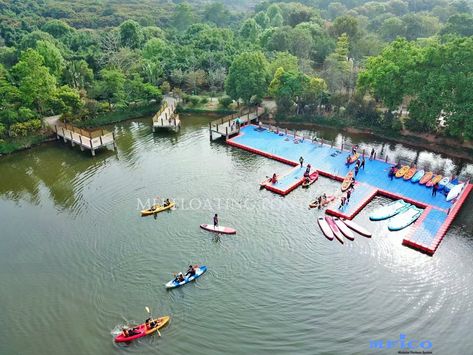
163 198 171 207
174 272 185 283
185 265 196 278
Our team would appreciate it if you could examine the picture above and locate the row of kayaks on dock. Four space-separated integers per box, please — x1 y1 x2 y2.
318 216 372 243
369 199 423 231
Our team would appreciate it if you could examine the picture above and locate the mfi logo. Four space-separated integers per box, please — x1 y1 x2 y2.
370 334 432 350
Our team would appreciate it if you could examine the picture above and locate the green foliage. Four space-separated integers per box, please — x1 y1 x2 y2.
9 119 42 137
219 95 233 108
119 20 143 49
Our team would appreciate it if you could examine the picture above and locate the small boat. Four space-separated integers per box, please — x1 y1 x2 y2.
309 195 335 209
341 219 372 237
444 178 458 193
141 202 175 216
341 171 354 191
369 200 411 221
446 183 465 202
403 167 417 181
325 216 344 244
438 176 450 191
302 171 319 188
165 266 207 289
114 316 170 343
317 217 334 240
395 166 409 178
388 206 423 231
426 174 442 187
333 217 354 241
410 169 425 183
419 171 434 185
200 224 236 235
346 153 359 165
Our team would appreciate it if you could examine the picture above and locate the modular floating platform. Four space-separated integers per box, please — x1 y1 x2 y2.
227 125 472 256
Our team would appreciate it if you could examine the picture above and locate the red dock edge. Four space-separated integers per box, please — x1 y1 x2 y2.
227 134 472 256
403 184 473 256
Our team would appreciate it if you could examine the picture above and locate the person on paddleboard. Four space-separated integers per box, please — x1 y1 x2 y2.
213 214 218 228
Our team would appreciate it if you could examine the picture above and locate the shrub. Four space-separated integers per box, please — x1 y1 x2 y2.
189 95 200 106
0 123 6 137
219 95 233 108
200 96 209 104
9 119 42 137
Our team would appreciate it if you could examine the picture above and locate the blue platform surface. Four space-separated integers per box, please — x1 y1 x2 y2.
271 167 305 191
231 126 453 211
336 183 376 216
408 209 447 246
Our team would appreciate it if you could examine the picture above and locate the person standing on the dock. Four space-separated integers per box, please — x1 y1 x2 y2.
213 214 219 228
373 151 377 160
432 183 439 197
354 165 359 176
389 166 395 180
299 156 304 167
346 188 352 202
339 196 347 209
370 148 375 160
361 156 365 170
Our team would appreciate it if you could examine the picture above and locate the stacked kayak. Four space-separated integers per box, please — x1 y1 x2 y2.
165 266 207 289
444 178 458 193
341 219 372 237
318 216 372 241
411 170 425 183
325 216 344 243
333 217 354 241
420 172 434 185
446 183 465 202
114 316 170 343
426 174 442 187
403 167 417 181
141 202 175 216
395 166 409 178
302 171 319 188
369 200 410 221
388 206 423 231
317 217 334 240
438 177 450 191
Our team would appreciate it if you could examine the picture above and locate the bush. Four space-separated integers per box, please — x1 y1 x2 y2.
189 95 200 106
9 119 42 137
219 95 233 108
160 81 171 94
0 123 6 138
200 96 209 104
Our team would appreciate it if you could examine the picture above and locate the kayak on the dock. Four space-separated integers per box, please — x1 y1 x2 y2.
341 171 354 191
141 201 175 216
410 169 425 183
346 153 359 165
333 217 354 241
341 219 372 237
419 171 434 185
395 166 409 178
403 167 417 181
114 316 170 343
200 224 236 234
165 265 207 289
388 206 423 231
370 199 411 221
438 176 450 191
426 174 442 187
325 216 344 244
317 217 334 240
444 178 458 193
446 183 465 202
302 171 319 188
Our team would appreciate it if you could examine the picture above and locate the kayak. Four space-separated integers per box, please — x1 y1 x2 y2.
403 167 417 181
444 178 458 193
369 199 411 221
333 217 354 241
426 174 442 187
438 177 450 191
341 219 372 238
165 266 207 289
261 176 277 188
325 216 344 244
388 206 423 231
341 171 354 191
419 171 433 185
141 202 175 216
309 195 335 209
346 153 359 165
317 217 334 240
114 316 170 343
446 183 464 202
395 166 409 178
410 169 425 183
200 224 236 235
302 171 319 188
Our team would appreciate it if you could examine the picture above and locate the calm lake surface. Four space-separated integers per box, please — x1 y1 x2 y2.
0 113 472 355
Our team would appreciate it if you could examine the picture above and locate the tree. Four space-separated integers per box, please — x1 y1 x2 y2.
94 69 126 110
184 70 206 94
255 12 270 29
380 17 406 41
328 3 347 20
63 60 93 90
269 52 298 76
271 13 284 27
52 85 83 118
239 19 261 42
441 14 473 37
171 3 195 32
119 20 143 49
207 67 226 95
330 16 360 41
225 51 269 105
203 3 230 27
35 40 65 78
42 20 74 39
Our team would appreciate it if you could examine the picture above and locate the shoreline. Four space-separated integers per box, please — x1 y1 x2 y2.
269 119 473 163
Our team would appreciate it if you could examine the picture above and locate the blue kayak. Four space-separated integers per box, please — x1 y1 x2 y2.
444 178 458 193
370 200 411 221
410 170 425 183
165 266 207 289
438 177 450 191
388 206 423 231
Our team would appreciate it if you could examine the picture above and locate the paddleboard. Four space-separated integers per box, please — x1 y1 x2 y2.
165 266 207 289
388 206 423 231
341 219 372 237
333 217 355 241
317 217 334 240
369 200 410 221
200 224 236 234
325 216 344 244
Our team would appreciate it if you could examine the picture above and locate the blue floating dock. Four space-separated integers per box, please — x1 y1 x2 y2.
264 166 306 196
228 125 472 256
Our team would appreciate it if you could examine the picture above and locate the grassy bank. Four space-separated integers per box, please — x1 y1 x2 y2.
77 102 160 129
177 106 236 115
0 133 52 155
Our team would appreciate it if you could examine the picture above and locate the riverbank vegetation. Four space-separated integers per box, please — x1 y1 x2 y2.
1 0 472 153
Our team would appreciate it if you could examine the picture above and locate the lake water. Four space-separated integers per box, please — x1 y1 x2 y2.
0 114 472 354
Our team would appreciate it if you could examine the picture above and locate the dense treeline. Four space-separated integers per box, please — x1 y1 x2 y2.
0 0 472 144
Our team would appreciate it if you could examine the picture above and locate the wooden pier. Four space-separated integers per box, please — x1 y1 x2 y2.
152 96 180 132
209 107 263 140
53 122 116 156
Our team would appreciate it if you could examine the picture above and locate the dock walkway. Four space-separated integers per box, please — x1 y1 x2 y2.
152 96 180 132
209 107 263 140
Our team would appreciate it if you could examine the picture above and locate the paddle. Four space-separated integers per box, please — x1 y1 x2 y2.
145 306 161 337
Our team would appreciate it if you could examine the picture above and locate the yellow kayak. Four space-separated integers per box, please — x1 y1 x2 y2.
395 165 409 178
141 202 175 216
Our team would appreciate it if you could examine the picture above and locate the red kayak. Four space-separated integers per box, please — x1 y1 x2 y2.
302 171 319 188
200 224 236 235
325 216 344 244
317 217 334 240
114 316 170 343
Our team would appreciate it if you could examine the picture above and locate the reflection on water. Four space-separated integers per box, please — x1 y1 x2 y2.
0 113 472 355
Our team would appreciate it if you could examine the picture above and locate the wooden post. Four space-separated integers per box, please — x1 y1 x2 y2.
385 155 389 163
100 136 103 146
70 131 74 146
79 135 82 145
209 123 213 140
55 125 59 139
112 132 117 150
62 128 66 142
226 126 228 140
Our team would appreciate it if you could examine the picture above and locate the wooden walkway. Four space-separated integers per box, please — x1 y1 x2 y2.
52 122 116 156
209 107 263 140
152 96 180 132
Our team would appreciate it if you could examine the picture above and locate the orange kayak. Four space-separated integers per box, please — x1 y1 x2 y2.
395 166 409 178
419 171 433 185
114 316 170 343
403 167 417 180
426 174 442 187
347 153 359 165
341 171 354 191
